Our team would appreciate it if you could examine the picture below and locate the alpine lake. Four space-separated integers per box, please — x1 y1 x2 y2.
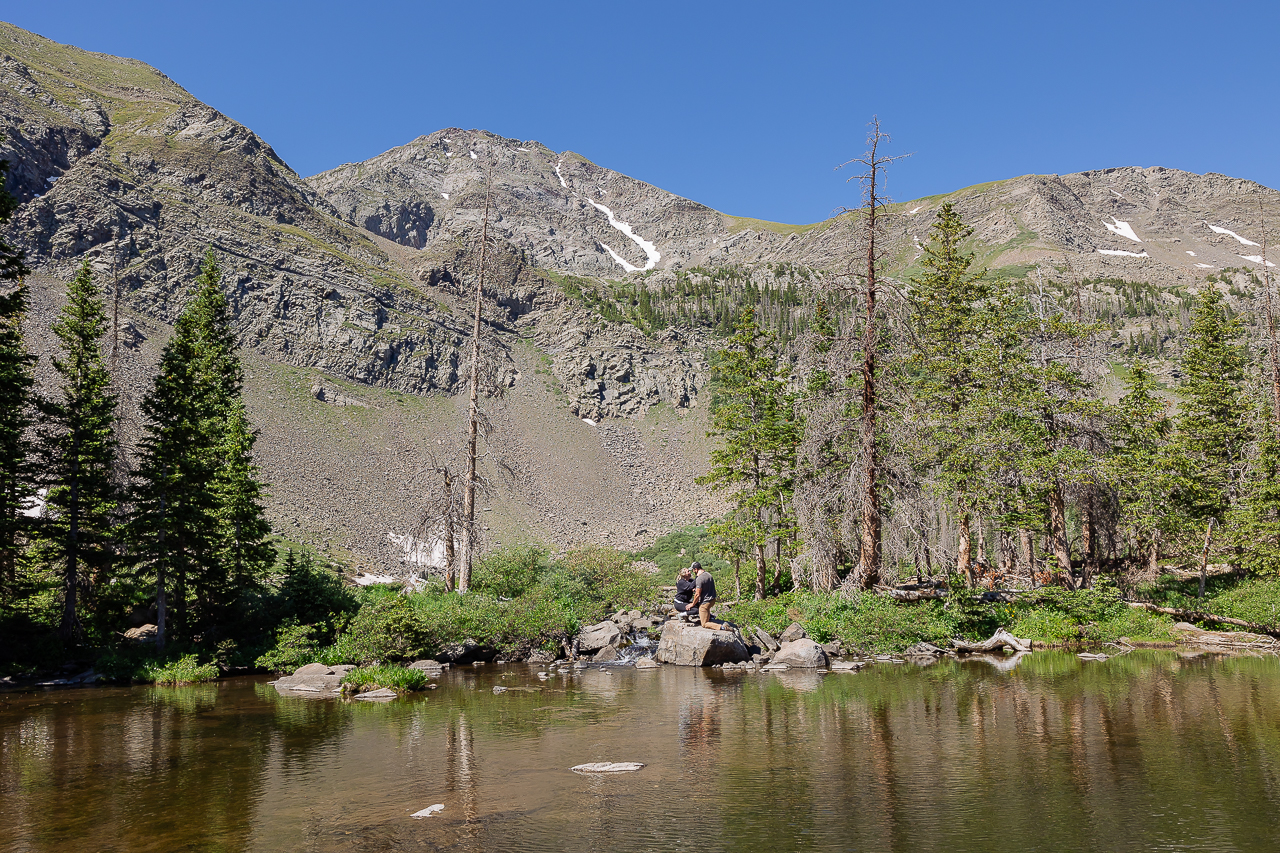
3 649 1280 853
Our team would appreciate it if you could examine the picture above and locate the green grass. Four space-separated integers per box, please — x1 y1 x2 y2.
723 215 828 237
341 664 428 692
142 654 219 685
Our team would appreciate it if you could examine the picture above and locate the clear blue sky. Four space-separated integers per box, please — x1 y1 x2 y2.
6 1 1277 223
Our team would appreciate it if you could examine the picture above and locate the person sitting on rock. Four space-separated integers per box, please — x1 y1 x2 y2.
674 565 699 621
688 562 729 631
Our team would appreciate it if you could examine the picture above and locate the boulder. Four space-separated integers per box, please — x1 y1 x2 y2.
778 622 807 644
654 621 750 666
771 639 828 668
577 621 622 653
295 663 334 676
274 672 343 692
527 650 558 664
355 688 398 701
752 627 779 652
634 657 660 669
409 659 444 671
592 645 620 662
439 640 497 665
124 624 158 643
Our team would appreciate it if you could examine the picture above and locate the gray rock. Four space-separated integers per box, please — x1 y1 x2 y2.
778 622 807 644
634 657 660 669
752 627 779 652
903 642 948 657
829 660 865 671
294 662 334 676
577 621 622 653
527 650 558 664
123 624 158 643
355 688 398 701
654 620 750 667
820 642 841 657
592 645 620 662
761 662 790 672
408 659 444 670
274 673 343 692
439 640 497 665
771 639 828 668
492 686 508 694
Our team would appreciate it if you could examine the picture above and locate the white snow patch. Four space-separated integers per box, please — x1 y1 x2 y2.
1239 254 1277 268
517 147 530 152
447 152 453 157
1196 263 1215 269
908 206 923 215
554 160 567 188
441 192 449 200
469 150 476 160
588 199 661 271
1210 225 1260 246
1110 189 1124 198
599 242 639 273
1097 248 1150 258
581 418 597 426
352 573 398 586
1103 218 1142 243
1186 250 1197 256
387 531 460 569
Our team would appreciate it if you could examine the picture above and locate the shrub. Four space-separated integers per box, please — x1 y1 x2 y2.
255 621 321 672
143 654 219 685
727 590 956 653
279 550 358 631
471 546 546 598
328 595 427 664
341 664 427 692
1009 608 1079 645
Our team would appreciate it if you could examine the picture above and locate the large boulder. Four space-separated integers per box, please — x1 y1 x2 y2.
655 621 750 666
438 640 497 665
274 664 344 692
778 622 808 644
771 639 828 668
577 621 622 653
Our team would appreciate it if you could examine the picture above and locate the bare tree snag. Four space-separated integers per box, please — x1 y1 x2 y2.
951 628 1032 654
459 175 492 594
1048 483 1073 587
1260 201 1280 433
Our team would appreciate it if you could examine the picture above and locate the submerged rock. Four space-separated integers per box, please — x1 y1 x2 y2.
570 762 645 773
654 621 750 667
771 639 828 668
355 688 398 701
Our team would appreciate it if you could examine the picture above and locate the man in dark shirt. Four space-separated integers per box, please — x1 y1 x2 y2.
687 562 727 630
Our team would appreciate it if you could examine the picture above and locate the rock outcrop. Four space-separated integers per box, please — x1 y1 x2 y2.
654 620 750 666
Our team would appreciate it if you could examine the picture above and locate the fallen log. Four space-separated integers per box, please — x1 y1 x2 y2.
951 628 1033 654
1125 601 1280 640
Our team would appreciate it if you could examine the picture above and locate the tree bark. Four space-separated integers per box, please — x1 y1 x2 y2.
459 180 491 594
1047 483 1073 588
957 511 973 586
754 541 767 601
1081 486 1097 588
1198 518 1215 599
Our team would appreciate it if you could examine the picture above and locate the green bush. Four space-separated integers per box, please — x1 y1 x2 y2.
143 654 219 685
727 590 956 653
278 550 358 632
471 546 545 598
634 525 731 576
329 594 428 664
341 664 427 692
1009 608 1079 645
254 621 322 672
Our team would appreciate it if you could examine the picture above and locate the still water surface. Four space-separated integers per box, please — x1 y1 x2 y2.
3 651 1280 852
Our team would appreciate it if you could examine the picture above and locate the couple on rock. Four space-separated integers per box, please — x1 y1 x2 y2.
674 562 731 631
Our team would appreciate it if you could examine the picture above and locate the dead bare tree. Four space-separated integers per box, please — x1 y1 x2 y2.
836 117 909 590
458 173 493 594
412 456 465 590
1258 200 1280 434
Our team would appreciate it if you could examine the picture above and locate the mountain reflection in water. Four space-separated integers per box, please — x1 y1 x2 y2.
3 651 1280 853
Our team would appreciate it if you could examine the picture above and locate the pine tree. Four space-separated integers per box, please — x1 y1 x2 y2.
130 248 266 647
0 158 35 594
41 260 119 640
1178 286 1252 527
699 307 798 599
1231 410 1280 576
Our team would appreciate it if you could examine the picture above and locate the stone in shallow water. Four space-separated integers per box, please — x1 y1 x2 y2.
355 688 397 701
634 657 660 669
654 621 750 667
577 621 622 653
769 639 829 669
570 762 645 773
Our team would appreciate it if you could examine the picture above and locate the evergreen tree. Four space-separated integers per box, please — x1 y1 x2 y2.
0 158 35 594
1103 362 1186 580
1177 286 1252 529
130 248 266 647
41 259 119 639
1231 409 1280 576
906 203 1020 583
699 307 799 599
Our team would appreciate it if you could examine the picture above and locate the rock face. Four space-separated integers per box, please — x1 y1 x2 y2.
576 621 622 653
654 620 750 666
771 639 829 668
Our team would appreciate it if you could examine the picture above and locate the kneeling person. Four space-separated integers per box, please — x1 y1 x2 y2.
688 562 728 630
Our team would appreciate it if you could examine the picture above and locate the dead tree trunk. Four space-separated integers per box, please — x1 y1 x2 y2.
459 178 491 594
957 511 973 586
1259 202 1280 433
1048 483 1073 588
1198 518 1215 599
1081 486 1097 588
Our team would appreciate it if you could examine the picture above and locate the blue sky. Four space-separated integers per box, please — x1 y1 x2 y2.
6 1 1277 223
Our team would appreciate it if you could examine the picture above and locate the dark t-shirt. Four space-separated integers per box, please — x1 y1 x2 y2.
675 576 695 603
694 572 716 602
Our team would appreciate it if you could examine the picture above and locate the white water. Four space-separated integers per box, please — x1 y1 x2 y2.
588 199 661 271
1210 225 1260 247
1104 218 1142 242
1098 248 1150 258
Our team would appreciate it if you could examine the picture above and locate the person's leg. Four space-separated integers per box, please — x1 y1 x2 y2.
699 601 720 629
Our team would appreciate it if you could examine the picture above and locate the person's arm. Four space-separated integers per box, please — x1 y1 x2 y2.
690 580 701 607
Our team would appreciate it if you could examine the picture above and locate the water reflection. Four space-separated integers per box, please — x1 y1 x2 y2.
3 653 1280 852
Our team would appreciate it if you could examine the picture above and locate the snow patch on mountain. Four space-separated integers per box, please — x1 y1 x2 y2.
1098 248 1150 258
1210 225 1260 246
588 200 660 271
1104 218 1142 243
1239 254 1276 267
